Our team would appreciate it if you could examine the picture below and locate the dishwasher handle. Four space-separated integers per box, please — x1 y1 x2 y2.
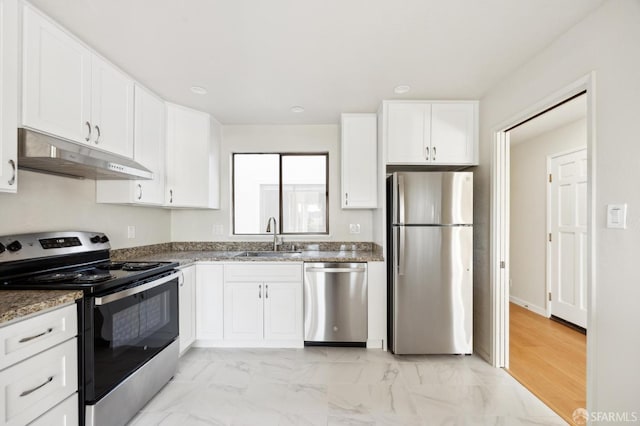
305 267 366 273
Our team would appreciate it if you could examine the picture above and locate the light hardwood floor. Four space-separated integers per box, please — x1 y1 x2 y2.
508 303 586 425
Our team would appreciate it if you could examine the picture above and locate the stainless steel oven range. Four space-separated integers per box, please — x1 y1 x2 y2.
0 231 180 426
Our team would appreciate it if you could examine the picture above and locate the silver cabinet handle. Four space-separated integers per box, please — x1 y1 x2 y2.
265 284 269 299
345 192 348 206
178 270 185 287
85 121 92 142
425 146 429 161
19 328 53 343
20 376 53 397
169 189 173 203
94 125 101 144
137 184 143 200
432 146 436 161
258 284 262 299
8 159 16 186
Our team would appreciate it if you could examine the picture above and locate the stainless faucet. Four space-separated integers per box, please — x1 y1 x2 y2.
265 216 281 251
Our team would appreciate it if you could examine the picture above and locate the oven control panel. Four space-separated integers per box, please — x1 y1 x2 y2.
0 231 111 263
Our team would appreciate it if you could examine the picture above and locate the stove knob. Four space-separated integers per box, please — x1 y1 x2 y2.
0 243 5 254
7 240 22 252
100 235 110 243
90 235 101 244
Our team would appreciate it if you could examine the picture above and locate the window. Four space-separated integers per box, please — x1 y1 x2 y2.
232 153 328 235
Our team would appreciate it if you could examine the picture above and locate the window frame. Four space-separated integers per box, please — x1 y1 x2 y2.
231 152 330 235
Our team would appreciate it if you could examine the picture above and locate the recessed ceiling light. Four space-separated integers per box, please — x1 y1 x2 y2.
190 86 208 95
394 85 411 94
291 106 305 113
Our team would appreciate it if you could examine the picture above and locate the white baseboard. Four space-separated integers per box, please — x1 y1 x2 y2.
509 296 548 317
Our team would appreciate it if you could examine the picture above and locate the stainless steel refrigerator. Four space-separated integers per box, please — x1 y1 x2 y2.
387 171 473 354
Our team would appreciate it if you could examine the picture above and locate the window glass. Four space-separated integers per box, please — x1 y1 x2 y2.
233 153 328 234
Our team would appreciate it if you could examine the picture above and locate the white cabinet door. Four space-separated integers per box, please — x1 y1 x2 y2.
90 55 134 158
0 0 18 193
263 282 302 342
341 114 377 209
366 262 386 349
386 103 430 164
430 103 476 165
165 103 214 208
223 282 264 341
178 265 196 354
96 84 165 205
195 264 224 341
22 5 92 144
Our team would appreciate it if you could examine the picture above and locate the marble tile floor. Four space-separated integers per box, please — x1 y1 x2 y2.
129 347 567 426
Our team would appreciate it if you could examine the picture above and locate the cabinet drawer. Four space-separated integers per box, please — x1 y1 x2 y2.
224 263 302 282
0 304 77 371
29 393 78 426
0 338 78 426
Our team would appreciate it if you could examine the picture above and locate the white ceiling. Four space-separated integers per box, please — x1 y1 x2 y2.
29 0 605 124
509 94 587 144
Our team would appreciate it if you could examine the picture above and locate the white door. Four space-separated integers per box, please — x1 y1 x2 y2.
22 5 91 144
178 266 196 353
430 103 476 164
341 114 377 208
133 85 165 205
90 55 134 158
0 0 18 193
549 148 587 328
195 264 224 340
223 282 264 341
263 282 302 341
386 103 430 164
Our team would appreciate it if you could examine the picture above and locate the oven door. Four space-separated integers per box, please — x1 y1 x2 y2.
86 271 179 403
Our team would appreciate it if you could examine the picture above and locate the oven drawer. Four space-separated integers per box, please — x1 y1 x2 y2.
0 304 77 371
0 338 78 426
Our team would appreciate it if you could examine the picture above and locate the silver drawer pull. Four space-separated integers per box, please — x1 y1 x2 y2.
19 328 53 343
265 284 269 299
306 267 366 273
20 376 53 397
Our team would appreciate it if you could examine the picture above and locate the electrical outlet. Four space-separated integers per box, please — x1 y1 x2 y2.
127 225 136 239
212 224 224 235
349 224 361 234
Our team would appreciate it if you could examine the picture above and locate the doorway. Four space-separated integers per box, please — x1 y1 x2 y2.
506 94 587 423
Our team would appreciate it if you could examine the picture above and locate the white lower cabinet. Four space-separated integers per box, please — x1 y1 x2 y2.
366 262 386 349
195 264 224 342
0 305 78 426
223 263 303 348
178 265 196 354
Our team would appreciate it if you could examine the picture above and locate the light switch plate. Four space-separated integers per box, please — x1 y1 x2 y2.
127 225 136 239
606 204 627 229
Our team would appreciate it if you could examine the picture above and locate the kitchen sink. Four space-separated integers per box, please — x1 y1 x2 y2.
234 251 302 258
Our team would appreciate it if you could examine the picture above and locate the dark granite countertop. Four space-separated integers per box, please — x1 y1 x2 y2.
111 241 384 266
0 290 83 326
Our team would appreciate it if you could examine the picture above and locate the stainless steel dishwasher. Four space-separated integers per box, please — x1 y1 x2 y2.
303 262 368 346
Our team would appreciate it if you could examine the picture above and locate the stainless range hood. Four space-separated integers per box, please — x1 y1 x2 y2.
18 129 153 180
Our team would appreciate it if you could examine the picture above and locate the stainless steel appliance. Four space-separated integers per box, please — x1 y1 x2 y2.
304 262 367 345
0 231 180 426
387 172 473 355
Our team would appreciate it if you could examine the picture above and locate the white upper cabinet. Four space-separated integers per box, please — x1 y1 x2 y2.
341 113 377 209
96 84 166 205
0 0 18 193
383 101 478 166
165 102 220 209
22 5 134 158
89 55 134 157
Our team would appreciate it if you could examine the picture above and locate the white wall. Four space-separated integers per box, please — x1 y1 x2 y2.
477 0 640 418
171 124 374 242
510 119 586 312
0 170 171 248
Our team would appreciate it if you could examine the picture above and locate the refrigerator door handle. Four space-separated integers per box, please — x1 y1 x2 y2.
398 226 405 276
398 174 405 224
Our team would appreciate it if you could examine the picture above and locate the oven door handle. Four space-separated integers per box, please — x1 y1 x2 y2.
94 271 180 306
